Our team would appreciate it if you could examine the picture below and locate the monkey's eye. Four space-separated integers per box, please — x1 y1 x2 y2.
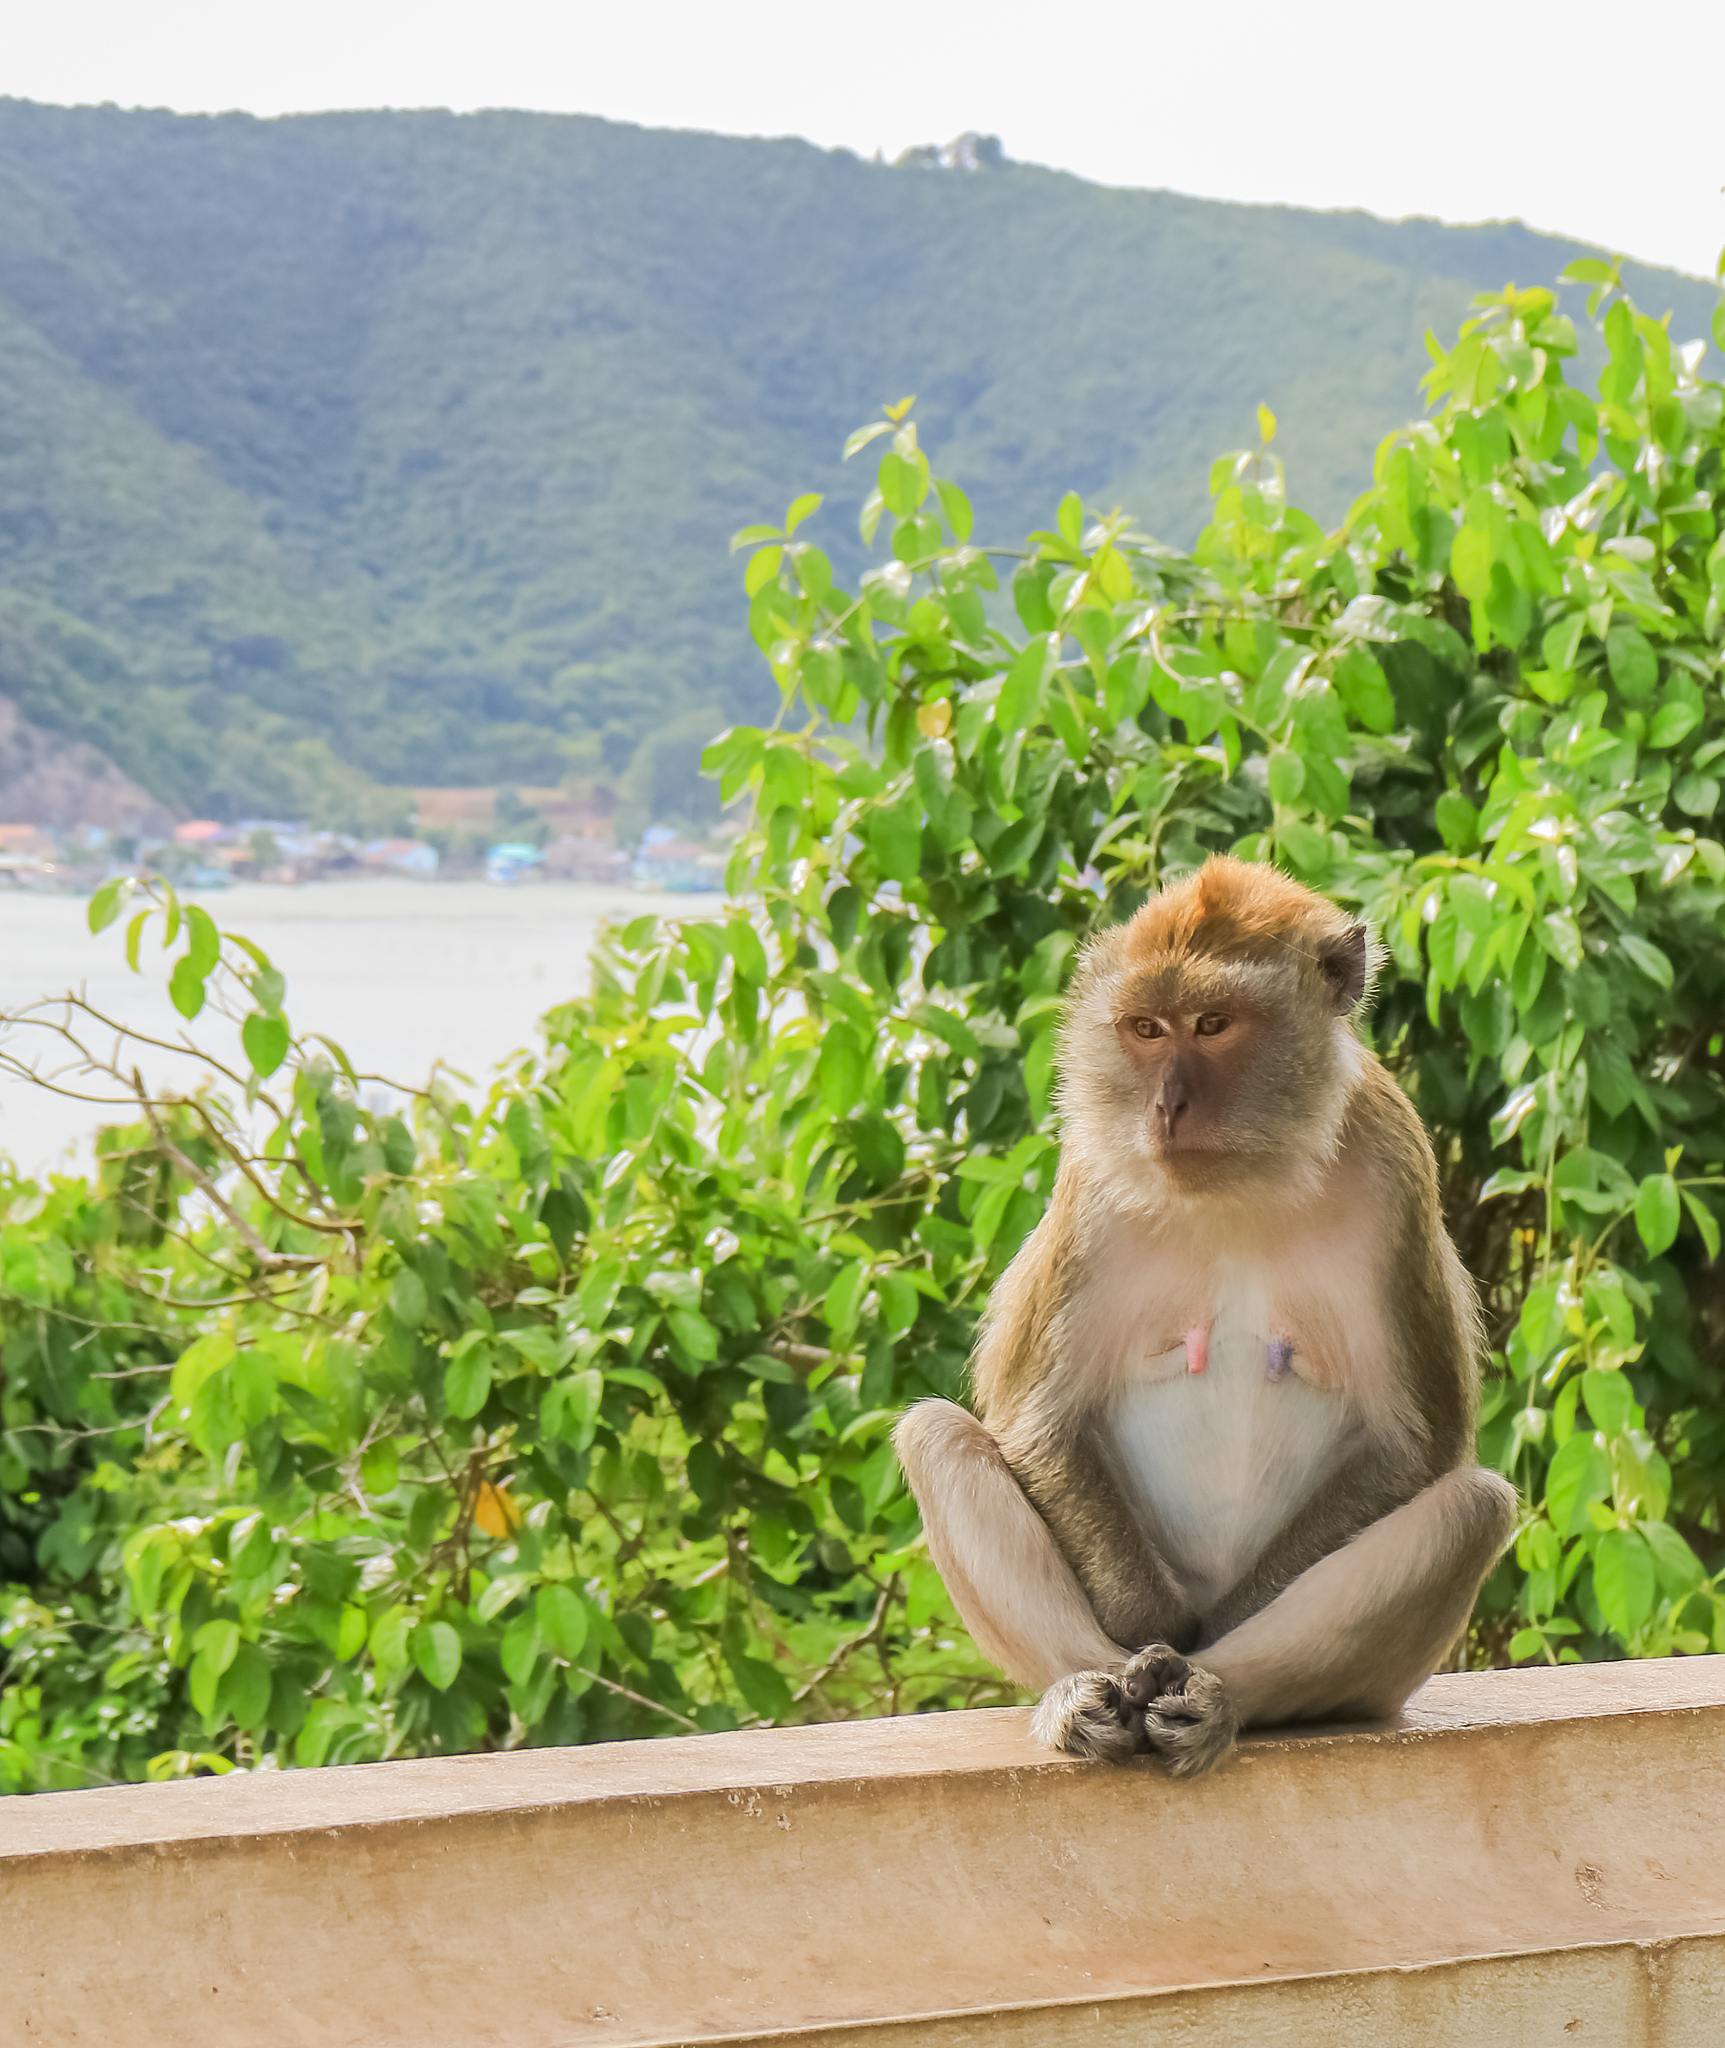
1129 1017 1165 1041
1194 1013 1231 1038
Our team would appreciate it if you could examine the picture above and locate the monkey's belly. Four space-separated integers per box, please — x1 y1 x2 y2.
1108 1319 1352 1614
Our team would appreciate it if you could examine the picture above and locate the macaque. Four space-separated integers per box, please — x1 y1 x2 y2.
896 857 1515 1776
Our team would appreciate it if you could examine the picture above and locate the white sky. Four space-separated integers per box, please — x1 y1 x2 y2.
4 0 1724 282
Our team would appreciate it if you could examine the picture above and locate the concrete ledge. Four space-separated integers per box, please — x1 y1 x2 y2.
5 1658 1724 2045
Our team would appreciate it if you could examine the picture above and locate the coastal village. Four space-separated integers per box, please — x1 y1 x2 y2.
0 783 728 895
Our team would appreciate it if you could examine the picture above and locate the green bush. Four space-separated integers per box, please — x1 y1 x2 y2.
4 259 1725 1790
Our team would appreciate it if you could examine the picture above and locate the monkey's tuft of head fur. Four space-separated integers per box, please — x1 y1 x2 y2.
1058 857 1381 1203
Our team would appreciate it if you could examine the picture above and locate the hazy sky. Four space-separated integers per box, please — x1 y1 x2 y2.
7 0 1724 282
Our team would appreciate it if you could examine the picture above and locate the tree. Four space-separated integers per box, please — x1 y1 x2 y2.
5 262 1725 1790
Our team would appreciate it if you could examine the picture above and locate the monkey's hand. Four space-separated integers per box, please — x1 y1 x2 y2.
1121 1645 1239 1780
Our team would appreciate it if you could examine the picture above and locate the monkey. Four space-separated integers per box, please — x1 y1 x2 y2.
895 855 1516 1777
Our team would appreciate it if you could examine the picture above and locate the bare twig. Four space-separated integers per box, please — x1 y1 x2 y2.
769 1339 831 1372
575 1667 703 1733
138 1098 327 1272
792 1575 898 1705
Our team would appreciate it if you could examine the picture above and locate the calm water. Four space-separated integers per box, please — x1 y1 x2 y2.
0 879 697 1174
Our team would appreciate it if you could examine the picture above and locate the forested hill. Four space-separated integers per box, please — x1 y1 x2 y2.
0 100 1717 823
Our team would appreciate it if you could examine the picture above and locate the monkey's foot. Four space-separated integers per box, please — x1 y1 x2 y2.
1122 1647 1239 1780
1030 1668 1142 1763
1031 1643 1198 1764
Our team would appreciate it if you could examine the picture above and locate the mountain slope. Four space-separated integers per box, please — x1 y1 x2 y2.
0 100 1716 819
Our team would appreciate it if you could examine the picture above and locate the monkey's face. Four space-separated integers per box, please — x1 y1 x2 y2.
1112 971 1277 1164
1102 953 1351 1192
1054 858 1376 1205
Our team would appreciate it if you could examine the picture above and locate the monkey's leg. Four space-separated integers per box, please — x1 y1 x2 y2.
1161 1464 1516 1775
895 1399 1156 1760
894 1399 1123 1684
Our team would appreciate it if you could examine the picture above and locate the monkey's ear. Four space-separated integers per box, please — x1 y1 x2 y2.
1319 924 1370 1013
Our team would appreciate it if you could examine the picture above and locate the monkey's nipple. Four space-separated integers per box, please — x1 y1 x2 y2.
1183 1325 1210 1375
1265 1337 1295 1383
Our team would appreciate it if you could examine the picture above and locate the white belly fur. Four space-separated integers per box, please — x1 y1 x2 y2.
1107 1284 1352 1613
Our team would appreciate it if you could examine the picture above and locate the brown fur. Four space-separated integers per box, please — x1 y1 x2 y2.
895 855 1515 1778
1119 856 1356 972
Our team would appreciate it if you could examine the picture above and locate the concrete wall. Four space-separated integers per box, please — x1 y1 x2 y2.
4 1657 1724 2046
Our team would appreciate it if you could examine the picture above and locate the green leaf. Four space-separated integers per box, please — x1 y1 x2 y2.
842 420 893 460
726 1644 793 1721
1012 563 1056 633
1266 750 1306 804
1674 773 1719 818
935 479 973 540
867 791 922 884
1592 1528 1655 1641
1635 1174 1681 1254
444 1345 493 1419
170 1330 236 1411
536 1583 589 1662
1542 613 1585 675
412 1620 462 1691
826 1261 866 1339
1638 1518 1705 1597
1681 1189 1721 1261
1617 934 1672 989
644 1268 702 1312
391 1268 428 1326
1332 646 1395 732
744 545 783 595
87 876 135 933
1605 623 1657 702
1648 700 1701 748
1434 791 1478 851
878 449 926 516
337 1602 368 1659
1545 1431 1612 1534
796 547 833 604
1580 1367 1632 1438
818 1022 869 1114
242 1010 290 1077
1450 524 1489 597
542 1368 604 1450
1538 913 1583 971
183 905 221 977
168 954 208 1020
726 918 770 985
249 962 286 1012
667 1307 718 1362
360 1439 401 1496
223 1642 273 1730
998 634 1056 732
501 1612 541 1686
1057 492 1083 547
194 1618 241 1678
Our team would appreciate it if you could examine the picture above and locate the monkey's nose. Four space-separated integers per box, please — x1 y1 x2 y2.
1159 1077 1191 1134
